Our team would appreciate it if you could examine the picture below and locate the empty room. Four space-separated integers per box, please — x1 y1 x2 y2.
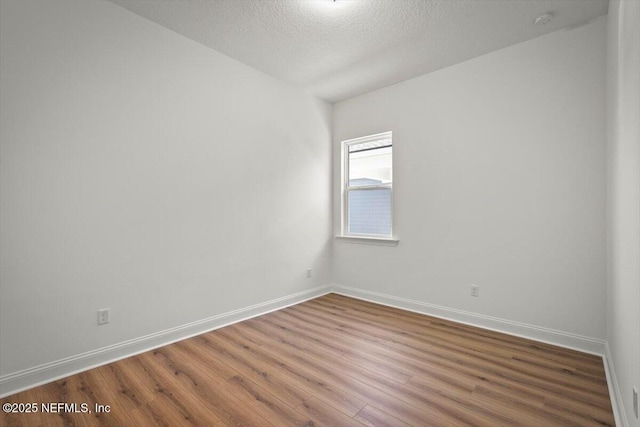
1 0 638 425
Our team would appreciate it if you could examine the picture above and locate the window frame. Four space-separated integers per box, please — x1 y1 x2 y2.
341 131 394 240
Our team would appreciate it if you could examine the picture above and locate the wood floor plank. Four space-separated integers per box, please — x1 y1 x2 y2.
468 385 586 427
231 318 507 426
246 315 414 384
221 375 312 426
1 293 614 426
354 404 412 427
184 335 317 411
133 351 246 426
293 397 367 427
218 323 459 426
211 326 368 417
199 329 368 418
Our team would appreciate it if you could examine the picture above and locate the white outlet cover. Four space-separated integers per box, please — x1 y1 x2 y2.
98 308 110 325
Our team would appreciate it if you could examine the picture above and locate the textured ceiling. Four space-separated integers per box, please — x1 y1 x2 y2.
107 0 608 103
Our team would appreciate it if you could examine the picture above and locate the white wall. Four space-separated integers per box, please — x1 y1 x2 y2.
333 19 607 345
0 0 331 381
606 0 640 425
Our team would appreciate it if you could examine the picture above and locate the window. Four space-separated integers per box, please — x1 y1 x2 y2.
342 131 393 238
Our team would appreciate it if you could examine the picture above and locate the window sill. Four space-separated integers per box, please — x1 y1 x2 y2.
335 236 399 246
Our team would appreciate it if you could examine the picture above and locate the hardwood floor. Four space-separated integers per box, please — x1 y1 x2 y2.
1 293 615 426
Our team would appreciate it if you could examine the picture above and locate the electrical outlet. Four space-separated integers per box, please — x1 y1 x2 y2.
98 308 110 325
471 285 479 297
306 268 312 278
633 386 638 418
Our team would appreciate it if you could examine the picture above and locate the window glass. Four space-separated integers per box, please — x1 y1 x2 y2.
348 145 392 187
347 188 392 235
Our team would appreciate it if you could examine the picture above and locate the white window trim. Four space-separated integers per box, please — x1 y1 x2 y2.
338 131 397 243
335 235 399 246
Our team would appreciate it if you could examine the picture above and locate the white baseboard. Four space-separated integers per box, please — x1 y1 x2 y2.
331 284 606 356
0 285 332 399
604 341 629 427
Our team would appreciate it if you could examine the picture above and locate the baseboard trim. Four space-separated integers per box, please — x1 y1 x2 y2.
604 341 628 427
331 284 606 356
0 285 332 399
